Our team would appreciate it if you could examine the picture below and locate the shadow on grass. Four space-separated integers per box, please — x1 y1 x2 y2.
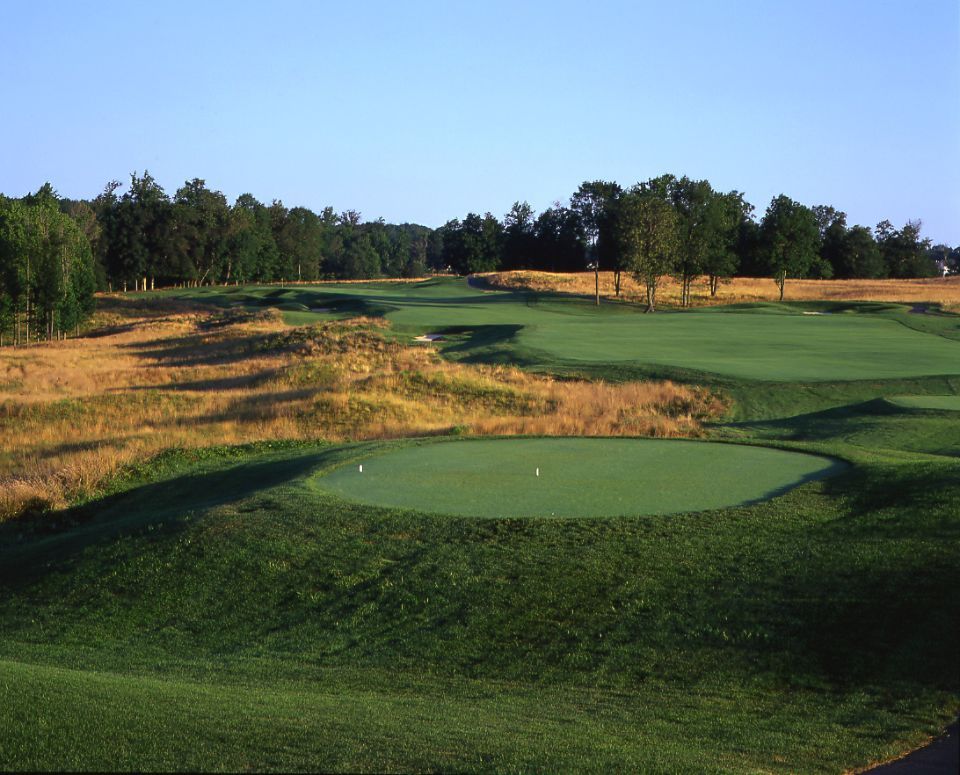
120 368 283 393
0 448 344 586
772 549 959 693
430 324 573 368
710 464 960 693
126 330 284 368
727 399 960 457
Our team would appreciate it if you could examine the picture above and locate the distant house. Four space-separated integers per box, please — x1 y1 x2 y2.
933 258 951 277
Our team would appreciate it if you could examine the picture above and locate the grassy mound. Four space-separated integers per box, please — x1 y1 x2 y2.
0 441 956 771
2 280 956 771
315 437 843 517
887 395 960 411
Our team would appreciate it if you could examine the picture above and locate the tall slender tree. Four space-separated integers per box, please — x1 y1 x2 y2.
617 186 679 312
570 181 621 299
759 195 819 300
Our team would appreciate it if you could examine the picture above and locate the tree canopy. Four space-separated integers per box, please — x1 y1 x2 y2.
617 185 679 312
0 170 950 346
759 195 821 300
0 187 97 344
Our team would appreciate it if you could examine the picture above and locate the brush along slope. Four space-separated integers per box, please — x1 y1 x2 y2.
0 296 715 520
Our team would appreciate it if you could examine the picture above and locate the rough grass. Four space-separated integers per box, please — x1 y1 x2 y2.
0 297 718 520
484 270 960 310
0 436 956 772
0 281 958 771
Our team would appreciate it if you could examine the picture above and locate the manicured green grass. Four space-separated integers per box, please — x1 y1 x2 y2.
158 279 960 382
2 280 957 771
887 395 960 411
514 311 960 381
0 657 943 773
315 437 842 518
0 440 956 772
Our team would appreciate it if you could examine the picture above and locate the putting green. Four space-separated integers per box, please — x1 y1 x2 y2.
887 395 960 411
315 438 843 518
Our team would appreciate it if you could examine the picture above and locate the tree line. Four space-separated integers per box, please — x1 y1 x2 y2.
0 186 97 345
437 176 952 309
87 172 435 290
1 171 956 343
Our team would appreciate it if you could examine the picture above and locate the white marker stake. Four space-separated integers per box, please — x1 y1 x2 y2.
359 464 363 473
536 467 539 477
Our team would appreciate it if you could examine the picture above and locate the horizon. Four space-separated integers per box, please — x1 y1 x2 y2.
2 0 958 244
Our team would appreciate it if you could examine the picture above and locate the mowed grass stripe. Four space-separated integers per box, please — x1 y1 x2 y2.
315 438 843 518
0 658 935 774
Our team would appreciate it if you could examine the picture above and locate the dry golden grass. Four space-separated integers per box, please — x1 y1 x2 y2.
483 271 960 310
0 296 721 519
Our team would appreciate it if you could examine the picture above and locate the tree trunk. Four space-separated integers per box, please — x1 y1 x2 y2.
710 275 719 296
614 270 622 296
777 271 786 301
594 266 599 306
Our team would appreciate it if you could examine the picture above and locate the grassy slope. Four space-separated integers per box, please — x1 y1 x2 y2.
1 443 957 772
1 280 958 771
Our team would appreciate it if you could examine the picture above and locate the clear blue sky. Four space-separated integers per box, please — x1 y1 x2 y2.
2 0 958 244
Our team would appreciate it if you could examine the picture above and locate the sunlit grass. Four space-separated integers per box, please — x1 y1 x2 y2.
0 297 718 519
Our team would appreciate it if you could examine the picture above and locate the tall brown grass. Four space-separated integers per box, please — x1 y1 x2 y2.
0 296 722 520
483 271 960 310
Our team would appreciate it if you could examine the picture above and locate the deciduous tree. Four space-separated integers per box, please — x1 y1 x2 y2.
617 186 678 312
759 195 819 300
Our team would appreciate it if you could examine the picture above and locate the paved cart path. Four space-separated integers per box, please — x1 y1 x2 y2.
866 721 958 774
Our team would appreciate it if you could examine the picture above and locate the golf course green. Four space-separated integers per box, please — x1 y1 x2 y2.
315 438 842 517
1 278 957 772
167 279 960 382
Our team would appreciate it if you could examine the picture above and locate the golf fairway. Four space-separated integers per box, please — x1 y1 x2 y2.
315 438 844 517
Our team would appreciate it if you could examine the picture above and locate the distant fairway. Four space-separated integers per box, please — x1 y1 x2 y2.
315 438 842 517
168 279 960 382
514 312 960 381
